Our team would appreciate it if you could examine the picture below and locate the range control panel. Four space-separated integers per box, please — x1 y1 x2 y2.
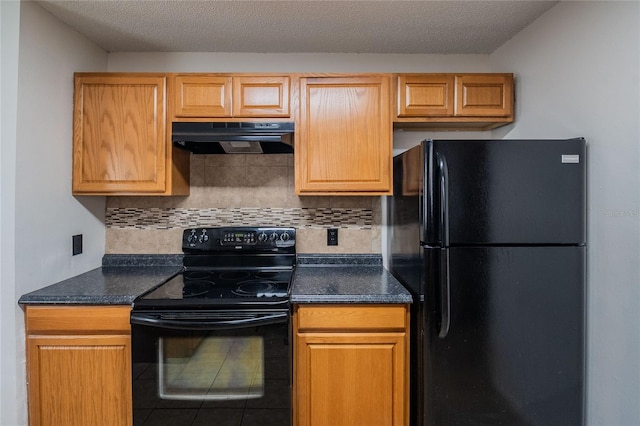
183 227 295 251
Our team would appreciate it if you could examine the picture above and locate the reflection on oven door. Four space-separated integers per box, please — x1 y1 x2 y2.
159 335 265 400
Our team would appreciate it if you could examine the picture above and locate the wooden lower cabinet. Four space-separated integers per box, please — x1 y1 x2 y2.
25 305 132 426
293 304 409 426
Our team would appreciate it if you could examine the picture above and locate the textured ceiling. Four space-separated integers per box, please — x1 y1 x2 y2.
36 0 558 54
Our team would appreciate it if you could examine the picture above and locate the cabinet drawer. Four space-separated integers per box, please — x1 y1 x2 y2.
25 306 131 334
296 305 407 331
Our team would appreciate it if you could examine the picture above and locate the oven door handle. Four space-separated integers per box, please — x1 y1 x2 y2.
130 311 289 330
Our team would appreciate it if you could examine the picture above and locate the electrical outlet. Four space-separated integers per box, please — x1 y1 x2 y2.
72 234 83 256
327 228 338 246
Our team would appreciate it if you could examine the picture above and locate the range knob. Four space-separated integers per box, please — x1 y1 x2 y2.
198 229 209 243
281 232 290 241
187 229 197 244
258 232 268 242
269 232 279 241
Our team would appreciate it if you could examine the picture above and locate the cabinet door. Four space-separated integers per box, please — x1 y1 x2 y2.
173 75 233 117
233 75 290 117
454 74 513 117
27 335 132 426
397 75 454 117
296 75 392 195
295 332 406 426
72 74 168 194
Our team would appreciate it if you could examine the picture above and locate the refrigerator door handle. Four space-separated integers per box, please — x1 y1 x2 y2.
437 153 450 246
438 248 451 339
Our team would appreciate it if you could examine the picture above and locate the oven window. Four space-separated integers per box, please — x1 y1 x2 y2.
159 335 264 400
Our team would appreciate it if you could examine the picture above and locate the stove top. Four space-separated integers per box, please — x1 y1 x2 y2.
140 268 292 300
132 227 296 310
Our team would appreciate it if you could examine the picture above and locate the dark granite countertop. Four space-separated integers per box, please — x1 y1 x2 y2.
18 255 183 306
291 255 412 304
18 254 412 306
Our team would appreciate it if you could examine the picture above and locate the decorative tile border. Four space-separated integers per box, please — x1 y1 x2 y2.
106 207 373 230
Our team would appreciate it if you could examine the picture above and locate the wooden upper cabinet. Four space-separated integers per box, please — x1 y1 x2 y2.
174 75 233 117
455 74 513 117
395 73 514 130
72 73 189 195
172 74 290 119
397 74 454 117
233 76 290 117
296 75 393 195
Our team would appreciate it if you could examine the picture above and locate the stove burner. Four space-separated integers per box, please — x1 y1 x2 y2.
232 280 275 297
218 271 252 281
184 270 214 280
182 280 216 298
255 271 281 279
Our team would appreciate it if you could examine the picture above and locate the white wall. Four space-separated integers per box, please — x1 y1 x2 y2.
490 2 640 425
1 2 108 424
15 2 107 294
107 51 492 73
1 2 22 424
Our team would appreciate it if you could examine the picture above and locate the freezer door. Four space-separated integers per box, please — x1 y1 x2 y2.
423 138 586 245
423 246 585 426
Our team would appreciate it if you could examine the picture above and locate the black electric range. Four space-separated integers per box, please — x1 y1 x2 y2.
130 227 296 425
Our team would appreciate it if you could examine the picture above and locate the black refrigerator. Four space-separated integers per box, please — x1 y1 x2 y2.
387 138 586 426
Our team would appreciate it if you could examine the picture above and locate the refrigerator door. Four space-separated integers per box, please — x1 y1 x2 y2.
388 143 425 298
423 245 585 426
423 138 587 246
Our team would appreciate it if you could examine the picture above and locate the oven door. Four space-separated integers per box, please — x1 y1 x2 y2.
130 309 291 426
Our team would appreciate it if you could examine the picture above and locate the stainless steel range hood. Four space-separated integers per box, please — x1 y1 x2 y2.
172 122 294 154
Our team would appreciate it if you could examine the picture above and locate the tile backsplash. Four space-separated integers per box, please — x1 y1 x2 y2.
105 154 382 254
